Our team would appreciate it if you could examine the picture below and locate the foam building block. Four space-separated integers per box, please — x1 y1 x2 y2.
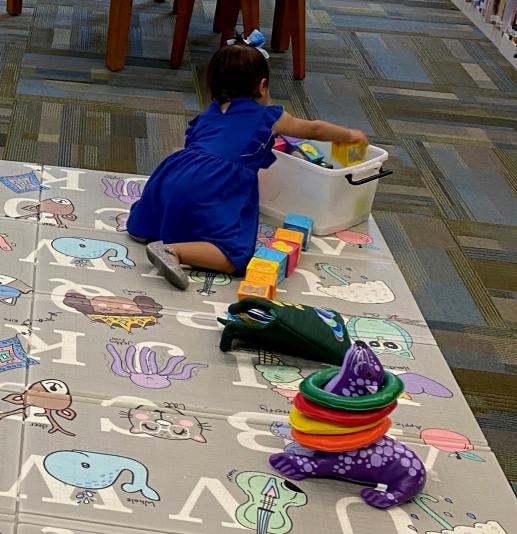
238 280 273 301
283 213 314 251
247 257 280 277
254 247 287 283
273 137 287 152
245 269 278 291
267 238 299 276
274 228 304 259
331 142 367 167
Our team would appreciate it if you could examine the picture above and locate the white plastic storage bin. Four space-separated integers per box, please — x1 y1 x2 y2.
259 142 391 235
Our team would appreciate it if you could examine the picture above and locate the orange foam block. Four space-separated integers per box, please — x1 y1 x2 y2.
274 228 303 260
238 281 273 301
246 269 278 291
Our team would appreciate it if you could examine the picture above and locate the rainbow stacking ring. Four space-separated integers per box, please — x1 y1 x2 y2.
289 407 381 435
291 418 392 452
294 394 397 426
300 368 404 411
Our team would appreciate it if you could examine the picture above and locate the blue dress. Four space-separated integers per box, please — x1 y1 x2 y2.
127 99 284 275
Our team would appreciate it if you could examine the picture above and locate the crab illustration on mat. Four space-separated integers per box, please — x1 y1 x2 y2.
64 292 162 333
316 263 395 304
106 344 207 389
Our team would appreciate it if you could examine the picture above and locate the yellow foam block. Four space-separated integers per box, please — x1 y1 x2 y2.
331 142 367 167
247 257 280 276
289 407 381 435
274 228 303 259
238 280 274 301
245 268 278 289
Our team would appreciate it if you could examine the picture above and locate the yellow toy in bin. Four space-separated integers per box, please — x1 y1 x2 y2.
332 142 367 167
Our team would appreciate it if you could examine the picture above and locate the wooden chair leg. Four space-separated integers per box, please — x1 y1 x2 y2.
106 0 133 71
172 0 178 14
290 0 306 80
272 0 290 52
241 0 259 36
214 0 240 33
170 0 195 68
6 0 23 15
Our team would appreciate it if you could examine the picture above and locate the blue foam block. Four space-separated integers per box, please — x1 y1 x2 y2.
253 247 287 283
283 213 314 250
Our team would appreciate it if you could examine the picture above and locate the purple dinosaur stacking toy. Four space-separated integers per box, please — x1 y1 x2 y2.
270 342 426 509
324 340 384 396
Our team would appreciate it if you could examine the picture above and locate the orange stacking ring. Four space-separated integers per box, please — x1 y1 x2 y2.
291 417 392 452
294 393 397 426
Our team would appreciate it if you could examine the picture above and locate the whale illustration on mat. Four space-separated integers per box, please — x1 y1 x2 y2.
51 237 135 267
43 450 160 502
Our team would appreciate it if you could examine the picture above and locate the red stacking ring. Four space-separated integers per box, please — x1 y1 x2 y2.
294 393 397 426
291 417 392 453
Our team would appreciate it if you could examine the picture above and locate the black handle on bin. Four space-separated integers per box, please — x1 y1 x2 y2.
345 167 393 186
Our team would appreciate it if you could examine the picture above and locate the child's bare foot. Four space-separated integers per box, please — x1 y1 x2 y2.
146 241 189 290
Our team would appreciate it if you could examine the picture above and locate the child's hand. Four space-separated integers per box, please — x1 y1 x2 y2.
343 129 368 145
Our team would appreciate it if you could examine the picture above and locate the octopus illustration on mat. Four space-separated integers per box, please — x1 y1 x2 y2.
0 275 32 306
15 198 77 228
106 344 207 389
346 316 414 359
52 237 135 267
411 493 507 533
0 380 76 436
102 177 143 205
235 471 307 534
316 263 395 304
43 450 160 503
64 292 162 333
122 404 210 442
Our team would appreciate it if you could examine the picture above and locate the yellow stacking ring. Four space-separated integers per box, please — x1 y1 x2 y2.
289 407 382 435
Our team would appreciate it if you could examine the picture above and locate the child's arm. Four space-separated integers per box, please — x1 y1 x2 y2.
273 111 368 145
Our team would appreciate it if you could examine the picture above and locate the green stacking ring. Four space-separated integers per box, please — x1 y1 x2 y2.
300 368 404 412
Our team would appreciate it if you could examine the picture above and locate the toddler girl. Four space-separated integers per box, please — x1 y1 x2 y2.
127 37 368 290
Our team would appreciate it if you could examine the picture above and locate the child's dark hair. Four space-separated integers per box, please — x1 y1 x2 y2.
207 37 269 102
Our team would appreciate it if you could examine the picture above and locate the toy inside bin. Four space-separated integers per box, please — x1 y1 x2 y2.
259 142 392 235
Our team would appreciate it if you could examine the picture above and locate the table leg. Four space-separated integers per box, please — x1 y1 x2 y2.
106 0 133 71
272 0 290 52
290 0 306 80
241 0 259 36
170 0 195 68
6 0 23 16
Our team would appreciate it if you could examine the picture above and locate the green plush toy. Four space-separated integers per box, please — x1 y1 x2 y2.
218 298 351 365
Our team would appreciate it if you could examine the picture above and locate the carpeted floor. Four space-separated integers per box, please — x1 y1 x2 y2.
1 0 517 494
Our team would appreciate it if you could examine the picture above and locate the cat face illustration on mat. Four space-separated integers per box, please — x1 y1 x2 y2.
124 405 208 443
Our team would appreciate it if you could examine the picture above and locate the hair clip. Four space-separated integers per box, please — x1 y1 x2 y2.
227 29 270 59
